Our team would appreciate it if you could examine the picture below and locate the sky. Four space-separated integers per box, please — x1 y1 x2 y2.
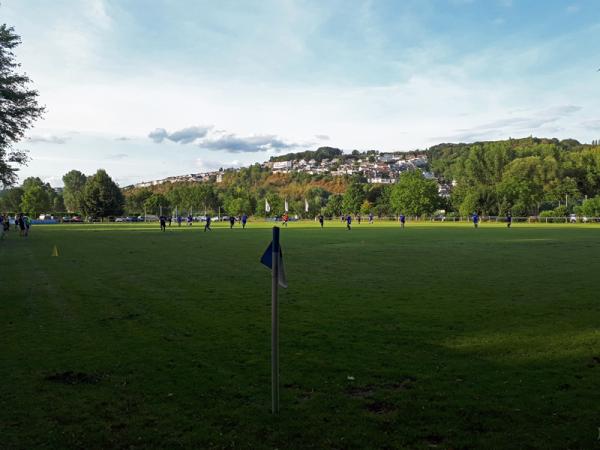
3 0 600 187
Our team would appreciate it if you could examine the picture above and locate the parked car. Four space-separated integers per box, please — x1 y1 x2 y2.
115 217 126 222
71 216 83 223
62 216 71 223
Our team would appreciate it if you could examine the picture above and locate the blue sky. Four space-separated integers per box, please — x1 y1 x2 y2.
4 0 600 186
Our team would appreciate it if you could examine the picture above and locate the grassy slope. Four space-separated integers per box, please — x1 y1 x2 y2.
0 221 599 449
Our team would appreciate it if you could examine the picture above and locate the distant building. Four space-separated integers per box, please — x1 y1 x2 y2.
273 161 293 172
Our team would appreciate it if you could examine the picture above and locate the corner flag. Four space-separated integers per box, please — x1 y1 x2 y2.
260 240 288 288
261 226 287 414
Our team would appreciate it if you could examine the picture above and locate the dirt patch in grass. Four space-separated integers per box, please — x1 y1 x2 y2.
365 400 396 414
44 371 101 385
385 376 416 391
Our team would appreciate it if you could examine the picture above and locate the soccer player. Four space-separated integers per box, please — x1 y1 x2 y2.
368 212 374 224
318 214 324 228
507 212 512 228
346 214 352 230
282 213 289 227
400 214 406 228
473 212 479 228
187 214 193 226
24 216 31 237
2 214 9 236
168 216 172 227
204 215 212 232
177 215 183 227
357 214 361 224
241 214 248 229
17 213 26 237
159 214 167 232
229 215 235 229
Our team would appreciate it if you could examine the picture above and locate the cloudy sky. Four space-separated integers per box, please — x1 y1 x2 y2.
4 0 600 186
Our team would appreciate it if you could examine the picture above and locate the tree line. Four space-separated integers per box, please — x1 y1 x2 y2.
0 169 124 218
429 137 600 217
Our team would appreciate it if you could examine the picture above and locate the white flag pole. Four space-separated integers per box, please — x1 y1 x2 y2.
271 226 280 414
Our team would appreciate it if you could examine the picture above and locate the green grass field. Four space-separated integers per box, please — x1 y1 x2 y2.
1 220 598 449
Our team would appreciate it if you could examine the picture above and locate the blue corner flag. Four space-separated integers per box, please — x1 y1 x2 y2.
261 242 288 288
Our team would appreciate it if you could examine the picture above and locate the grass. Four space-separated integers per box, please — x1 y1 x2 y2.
0 220 599 449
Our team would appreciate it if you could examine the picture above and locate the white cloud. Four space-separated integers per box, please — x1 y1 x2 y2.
26 135 69 144
149 126 213 144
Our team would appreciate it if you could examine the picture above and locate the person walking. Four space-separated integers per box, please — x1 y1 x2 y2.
229 215 235 229
159 214 167 232
368 212 374 224
400 214 406 228
506 212 512 228
473 212 479 228
204 215 212 232
346 214 352 230
241 214 248 229
318 214 324 228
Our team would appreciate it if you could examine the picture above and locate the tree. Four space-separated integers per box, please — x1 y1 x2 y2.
62 170 88 212
342 182 365 214
125 188 152 214
578 195 600 217
0 24 45 187
143 193 169 215
20 178 50 217
390 170 439 216
82 169 124 218
0 186 22 212
324 194 343 217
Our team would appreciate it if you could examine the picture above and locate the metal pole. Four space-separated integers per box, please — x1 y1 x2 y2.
271 226 280 414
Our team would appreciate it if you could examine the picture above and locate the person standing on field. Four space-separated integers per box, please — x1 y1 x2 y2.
241 214 248 229
204 215 212 232
24 216 31 237
159 215 167 232
0 214 6 239
400 214 406 228
318 214 324 228
346 214 352 230
177 215 182 227
229 215 235 229
282 213 289 227
507 212 512 228
369 212 374 224
17 213 26 237
473 212 479 228
187 214 193 226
